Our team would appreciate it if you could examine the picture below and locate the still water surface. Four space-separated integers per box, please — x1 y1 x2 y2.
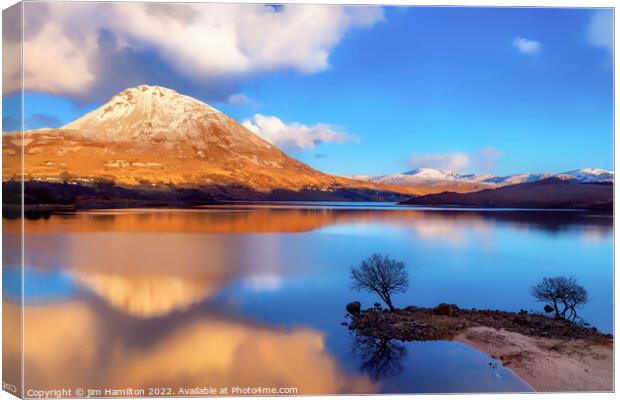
3 204 613 394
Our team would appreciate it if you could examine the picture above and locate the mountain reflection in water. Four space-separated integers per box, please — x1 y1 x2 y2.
5 206 610 317
7 302 376 393
7 205 613 235
3 204 610 393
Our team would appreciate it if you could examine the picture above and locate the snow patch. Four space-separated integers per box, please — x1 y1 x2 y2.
368 168 613 187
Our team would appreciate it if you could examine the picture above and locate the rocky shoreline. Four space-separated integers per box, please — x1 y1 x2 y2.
345 302 611 342
345 302 613 392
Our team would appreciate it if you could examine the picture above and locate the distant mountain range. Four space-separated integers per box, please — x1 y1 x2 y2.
360 167 613 190
377 168 613 210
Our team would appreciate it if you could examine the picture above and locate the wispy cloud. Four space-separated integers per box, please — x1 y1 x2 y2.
407 152 471 171
407 147 504 172
586 10 613 53
477 146 504 159
513 37 541 54
226 93 250 105
242 114 352 152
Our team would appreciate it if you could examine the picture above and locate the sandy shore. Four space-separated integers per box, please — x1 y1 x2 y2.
455 326 613 392
346 303 613 392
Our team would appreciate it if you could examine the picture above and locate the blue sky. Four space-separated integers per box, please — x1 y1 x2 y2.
3 5 613 177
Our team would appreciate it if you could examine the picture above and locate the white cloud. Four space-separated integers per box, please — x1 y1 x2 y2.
512 37 541 54
227 93 250 105
3 4 24 95
242 114 351 152
408 153 471 172
12 3 384 98
586 10 613 53
407 147 503 172
477 146 504 159
23 23 98 95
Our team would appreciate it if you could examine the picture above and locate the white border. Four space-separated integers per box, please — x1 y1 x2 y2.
0 1 616 400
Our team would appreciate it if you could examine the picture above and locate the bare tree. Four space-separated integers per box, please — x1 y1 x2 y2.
351 253 409 312
530 276 588 322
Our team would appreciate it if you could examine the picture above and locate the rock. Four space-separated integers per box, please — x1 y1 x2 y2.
544 305 555 313
346 302 610 343
346 301 362 316
433 303 460 316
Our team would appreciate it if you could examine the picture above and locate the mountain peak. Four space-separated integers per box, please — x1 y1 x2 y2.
62 85 221 140
556 168 613 183
568 168 612 176
403 168 458 178
121 85 182 102
117 85 218 109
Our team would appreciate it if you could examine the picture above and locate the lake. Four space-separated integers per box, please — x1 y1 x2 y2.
2 203 613 394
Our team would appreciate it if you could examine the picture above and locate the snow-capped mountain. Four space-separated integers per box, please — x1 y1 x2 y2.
63 85 232 143
3 85 412 199
365 168 613 188
480 173 553 185
555 168 614 183
494 169 612 184
371 168 493 186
